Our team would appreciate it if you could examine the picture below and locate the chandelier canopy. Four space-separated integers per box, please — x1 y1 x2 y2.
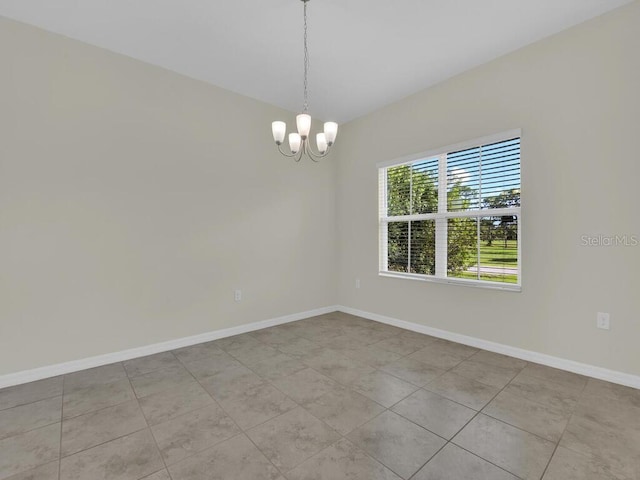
271 0 338 162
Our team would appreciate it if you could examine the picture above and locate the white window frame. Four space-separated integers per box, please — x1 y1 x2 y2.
378 129 522 292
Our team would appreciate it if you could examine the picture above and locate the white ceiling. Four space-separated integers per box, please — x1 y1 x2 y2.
0 0 632 122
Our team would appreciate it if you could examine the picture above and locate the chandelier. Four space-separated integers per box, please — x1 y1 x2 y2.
271 0 338 162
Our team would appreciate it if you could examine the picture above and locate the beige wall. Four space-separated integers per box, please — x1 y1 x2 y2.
336 2 640 376
0 18 337 376
2 2 639 379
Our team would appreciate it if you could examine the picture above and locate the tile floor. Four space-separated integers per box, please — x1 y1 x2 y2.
1 312 639 480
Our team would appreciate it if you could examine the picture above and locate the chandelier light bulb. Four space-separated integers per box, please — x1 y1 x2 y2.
296 114 312 139
272 121 286 145
324 122 338 146
316 133 328 154
289 133 302 154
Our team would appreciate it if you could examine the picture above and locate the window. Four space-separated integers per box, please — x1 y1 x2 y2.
378 131 521 290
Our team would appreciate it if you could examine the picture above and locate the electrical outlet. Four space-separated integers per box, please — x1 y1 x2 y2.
234 289 242 302
596 312 610 330
355 278 361 289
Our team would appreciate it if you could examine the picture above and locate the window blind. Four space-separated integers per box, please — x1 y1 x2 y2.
379 133 521 289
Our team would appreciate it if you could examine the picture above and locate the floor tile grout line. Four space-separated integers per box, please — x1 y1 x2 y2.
0 412 62 443
511 369 587 395
229 354 356 475
414 394 503 476
58 364 150 472
279 341 423 397
126 362 191 381
538 438 562 479
0 394 63 420
61 377 139 421
446 443 527 480
444 352 592 479
57 369 160 474
554 443 626 480
58 376 64 480
389 407 463 445
122 350 182 377
62 377 129 397
282 435 399 480
518 364 589 389
177 352 292 479
448 364 526 390
61 363 129 396
128 364 200 400
162 430 250 477
173 349 230 367
252 322 492 430
405 441 450 480
141 467 173 480
332 398 453 480
478 409 564 445
255 360 393 440
122 362 173 480
60 370 69 480
537 377 591 480
417 353 536 480
376 362 447 386
283 323 515 401
248 340 456 479
57 425 150 460
61 392 139 422
481 368 583 416
0 387 63 413
143 401 226 434
223 330 421 477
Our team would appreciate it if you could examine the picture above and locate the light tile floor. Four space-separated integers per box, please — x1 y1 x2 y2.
1 312 638 480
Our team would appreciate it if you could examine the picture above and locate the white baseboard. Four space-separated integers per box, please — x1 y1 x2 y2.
0 305 339 389
4 304 638 391
337 305 640 390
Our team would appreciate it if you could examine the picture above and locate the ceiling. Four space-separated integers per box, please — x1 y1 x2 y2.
0 0 632 122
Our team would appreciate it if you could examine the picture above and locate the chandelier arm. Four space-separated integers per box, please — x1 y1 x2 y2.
294 144 305 162
277 143 299 158
306 141 320 163
305 141 330 159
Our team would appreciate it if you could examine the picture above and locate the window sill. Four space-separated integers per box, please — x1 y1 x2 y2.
379 271 522 292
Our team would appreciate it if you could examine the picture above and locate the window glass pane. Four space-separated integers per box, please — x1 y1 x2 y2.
411 158 439 214
387 165 411 216
409 220 436 275
480 138 521 204
447 217 479 279
387 221 409 273
478 215 518 284
448 138 521 212
482 189 521 209
447 147 480 211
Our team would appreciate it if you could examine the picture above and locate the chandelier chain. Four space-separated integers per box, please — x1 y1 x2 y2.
303 0 309 113
271 0 337 162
